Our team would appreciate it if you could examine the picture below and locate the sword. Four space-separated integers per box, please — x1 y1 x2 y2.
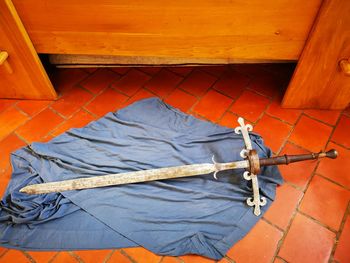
19 118 338 216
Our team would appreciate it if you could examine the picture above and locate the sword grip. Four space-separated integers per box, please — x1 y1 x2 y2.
259 149 338 167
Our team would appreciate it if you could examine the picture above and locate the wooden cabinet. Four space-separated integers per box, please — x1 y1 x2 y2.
283 0 350 109
0 0 56 100
0 0 348 108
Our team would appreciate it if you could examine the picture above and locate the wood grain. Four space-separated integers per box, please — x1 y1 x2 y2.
12 0 321 61
0 0 57 99
282 0 350 109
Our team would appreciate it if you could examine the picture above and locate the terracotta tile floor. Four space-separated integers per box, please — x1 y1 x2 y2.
0 64 350 263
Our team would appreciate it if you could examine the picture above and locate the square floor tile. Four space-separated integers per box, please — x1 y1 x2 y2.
107 250 132 263
299 175 350 230
264 184 303 230
0 250 31 263
279 142 317 189
17 100 51 117
111 69 151 96
289 115 333 152
254 114 292 153
85 88 128 117
80 69 120 94
219 112 241 129
169 67 193 76
0 99 17 114
304 109 341 126
266 100 301 125
51 110 95 137
201 65 228 77
178 70 217 96
249 73 284 98
144 69 183 98
52 69 88 94
0 106 29 141
138 67 162 75
165 89 197 113
51 87 94 118
26 251 57 263
334 217 350 263
331 114 350 148
212 70 250 99
111 67 130 75
278 213 335 263
122 89 156 107
226 220 282 263
317 142 350 189
16 108 63 142
192 90 232 122
0 134 25 171
230 90 270 123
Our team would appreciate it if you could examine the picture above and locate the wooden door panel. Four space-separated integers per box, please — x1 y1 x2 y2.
282 0 350 109
0 0 56 99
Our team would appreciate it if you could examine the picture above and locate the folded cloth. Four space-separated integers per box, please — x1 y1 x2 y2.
0 97 283 260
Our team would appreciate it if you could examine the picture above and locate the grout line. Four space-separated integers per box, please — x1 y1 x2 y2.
119 249 137 263
13 104 35 119
329 201 350 262
48 105 68 120
261 217 285 233
14 131 31 145
8 131 29 146
274 255 289 263
245 86 274 101
222 255 236 263
182 73 223 119
168 67 194 78
296 209 338 234
329 139 350 151
283 180 306 193
197 66 225 79
303 112 341 128
271 150 322 260
0 249 8 259
69 251 83 262
273 112 302 155
316 173 350 192
103 250 116 263
109 84 135 98
136 67 160 77
47 252 59 263
59 69 95 92
271 204 303 260
22 251 36 263
263 111 296 127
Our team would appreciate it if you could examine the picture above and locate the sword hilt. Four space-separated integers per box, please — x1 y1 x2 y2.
260 148 338 166
248 149 338 174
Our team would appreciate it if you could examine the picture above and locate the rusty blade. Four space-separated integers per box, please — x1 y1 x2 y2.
20 160 249 195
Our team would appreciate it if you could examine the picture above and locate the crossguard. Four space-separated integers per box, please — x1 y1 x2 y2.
235 117 266 216
235 117 253 158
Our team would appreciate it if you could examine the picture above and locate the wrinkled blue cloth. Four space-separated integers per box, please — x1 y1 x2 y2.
0 98 283 260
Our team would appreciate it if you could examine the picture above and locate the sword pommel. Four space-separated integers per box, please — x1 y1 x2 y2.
323 149 338 159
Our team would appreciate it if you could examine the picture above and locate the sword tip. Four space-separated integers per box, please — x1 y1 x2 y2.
19 186 36 194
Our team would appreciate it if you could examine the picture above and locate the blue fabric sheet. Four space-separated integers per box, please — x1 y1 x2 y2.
0 98 283 260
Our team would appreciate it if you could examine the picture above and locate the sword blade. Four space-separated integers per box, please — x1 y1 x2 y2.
19 160 249 194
